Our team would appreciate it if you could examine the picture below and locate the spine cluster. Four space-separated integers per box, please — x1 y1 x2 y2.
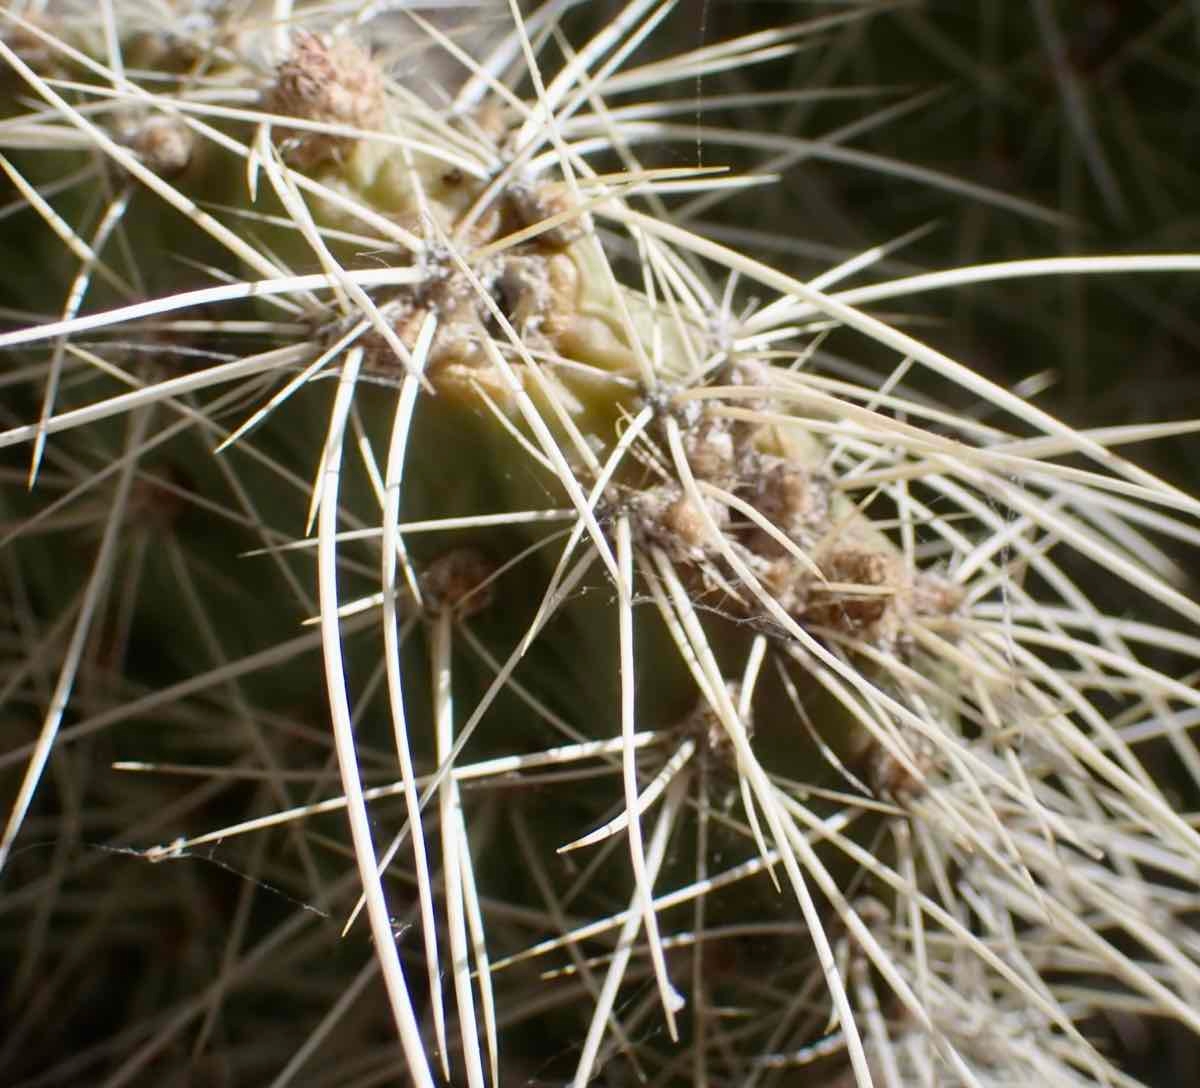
2 6 1200 1088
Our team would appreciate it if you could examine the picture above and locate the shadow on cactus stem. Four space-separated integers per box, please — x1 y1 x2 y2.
2 2 1200 1086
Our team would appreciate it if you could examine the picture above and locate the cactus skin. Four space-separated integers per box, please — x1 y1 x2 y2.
3 3 1200 1086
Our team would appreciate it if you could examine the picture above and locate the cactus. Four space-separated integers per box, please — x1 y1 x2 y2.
3 2 1200 1085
